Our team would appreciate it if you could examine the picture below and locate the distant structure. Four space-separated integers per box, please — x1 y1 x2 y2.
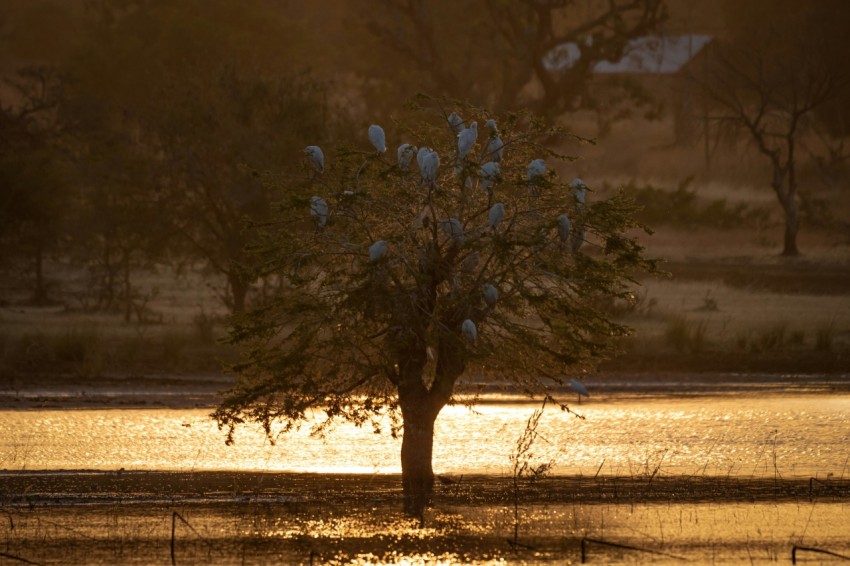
544 35 712 75
544 34 714 144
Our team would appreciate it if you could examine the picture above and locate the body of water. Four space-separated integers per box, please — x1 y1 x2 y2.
2 392 848 478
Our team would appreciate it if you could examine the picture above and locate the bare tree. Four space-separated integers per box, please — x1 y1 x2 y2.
695 33 839 256
363 0 667 119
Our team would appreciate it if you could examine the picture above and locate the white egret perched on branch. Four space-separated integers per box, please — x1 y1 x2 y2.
480 161 500 193
447 111 464 135
557 214 571 243
304 146 324 174
369 124 387 154
461 319 477 344
483 119 505 162
486 134 504 162
397 143 417 170
488 202 505 231
457 121 478 160
527 158 546 194
527 159 545 182
310 196 328 228
416 146 430 170
369 240 388 262
482 284 499 308
571 178 588 206
440 218 464 243
418 148 440 186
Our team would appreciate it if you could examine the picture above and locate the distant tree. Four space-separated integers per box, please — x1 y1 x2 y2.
0 66 69 304
151 70 334 312
66 0 341 312
719 0 850 191
214 98 657 517
359 0 667 122
65 137 170 319
695 30 841 256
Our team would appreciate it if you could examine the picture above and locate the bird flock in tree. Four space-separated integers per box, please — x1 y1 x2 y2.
302 111 590 387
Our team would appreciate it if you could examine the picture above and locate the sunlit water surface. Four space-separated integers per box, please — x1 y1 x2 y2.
3 393 849 477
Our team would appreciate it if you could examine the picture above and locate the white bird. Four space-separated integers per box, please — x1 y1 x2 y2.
483 119 504 160
488 202 505 231
416 146 431 169
397 143 417 170
420 149 440 185
571 178 588 206
569 378 590 398
440 218 464 243
448 112 464 135
527 159 546 195
461 319 477 344
368 124 387 153
527 159 546 182
482 284 499 308
304 146 324 173
310 196 328 227
457 121 478 160
480 161 500 192
369 240 388 262
486 134 504 162
557 214 571 243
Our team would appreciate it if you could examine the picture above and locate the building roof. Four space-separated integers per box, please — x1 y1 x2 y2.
544 34 713 75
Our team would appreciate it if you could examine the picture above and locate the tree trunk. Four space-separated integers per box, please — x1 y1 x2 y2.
31 239 48 305
399 401 437 518
774 174 800 257
781 199 800 256
122 255 133 323
228 272 248 313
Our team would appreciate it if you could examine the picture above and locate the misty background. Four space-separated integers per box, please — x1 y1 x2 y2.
1 0 848 381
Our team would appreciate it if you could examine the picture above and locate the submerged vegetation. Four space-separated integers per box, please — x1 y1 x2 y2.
1 471 849 564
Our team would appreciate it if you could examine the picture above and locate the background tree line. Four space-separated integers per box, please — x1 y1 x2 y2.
1 0 848 314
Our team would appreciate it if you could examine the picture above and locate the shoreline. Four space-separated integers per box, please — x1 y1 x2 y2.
1 372 848 410
3 470 849 506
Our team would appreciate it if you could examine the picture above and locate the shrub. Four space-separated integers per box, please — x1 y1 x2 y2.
664 315 709 353
620 178 773 230
815 320 836 352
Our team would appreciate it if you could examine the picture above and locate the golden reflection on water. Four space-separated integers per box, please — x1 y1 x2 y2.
1 394 849 477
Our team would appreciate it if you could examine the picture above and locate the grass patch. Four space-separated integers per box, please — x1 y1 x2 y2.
620 178 773 230
0 318 236 378
664 315 709 354
736 321 793 353
815 320 836 352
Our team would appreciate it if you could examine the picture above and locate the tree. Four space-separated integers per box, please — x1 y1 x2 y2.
151 70 334 312
65 0 341 312
214 98 657 517
358 0 667 120
0 66 70 304
695 31 840 256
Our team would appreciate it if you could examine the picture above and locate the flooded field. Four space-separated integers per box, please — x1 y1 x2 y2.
2 387 849 564
1 473 849 564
